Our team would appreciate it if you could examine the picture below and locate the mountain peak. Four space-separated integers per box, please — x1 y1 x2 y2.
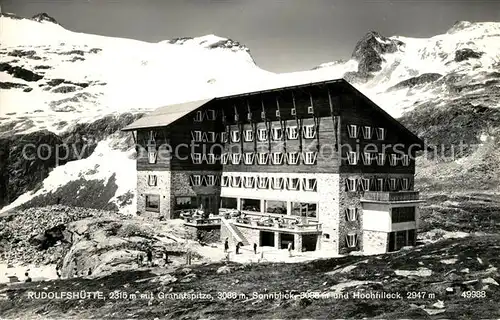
350 31 404 74
31 12 58 24
167 34 250 53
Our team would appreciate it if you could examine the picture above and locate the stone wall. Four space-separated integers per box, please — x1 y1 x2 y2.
339 173 415 255
185 226 220 243
137 170 171 218
363 230 388 255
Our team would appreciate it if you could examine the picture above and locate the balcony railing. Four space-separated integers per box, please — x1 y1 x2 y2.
231 211 322 233
183 217 222 226
361 191 420 202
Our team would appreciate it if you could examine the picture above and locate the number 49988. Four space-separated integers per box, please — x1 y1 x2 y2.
461 291 486 298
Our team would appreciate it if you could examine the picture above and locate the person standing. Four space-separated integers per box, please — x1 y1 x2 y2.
253 243 257 254
224 238 229 252
163 250 169 266
235 242 240 254
146 249 153 266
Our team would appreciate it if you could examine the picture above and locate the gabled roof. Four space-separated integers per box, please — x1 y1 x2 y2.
122 98 214 131
121 78 424 148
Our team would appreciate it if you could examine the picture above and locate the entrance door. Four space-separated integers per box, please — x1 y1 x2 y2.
260 231 275 247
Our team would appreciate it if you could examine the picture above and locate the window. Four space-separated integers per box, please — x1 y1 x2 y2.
345 177 357 192
347 124 358 138
220 197 237 209
376 127 386 140
401 154 410 166
347 151 358 165
244 152 255 165
360 178 370 191
286 126 298 139
303 151 317 165
272 152 284 165
272 127 283 140
307 106 314 114
271 177 284 190
221 153 229 164
362 126 373 139
191 131 202 142
241 198 260 212
389 178 398 191
275 110 281 117
191 153 202 164
189 175 202 186
231 153 241 164
244 129 254 142
376 153 386 166
257 128 268 141
147 175 157 187
287 152 299 165
220 131 228 143
205 175 217 186
345 233 358 248
287 178 300 191
265 200 287 215
221 176 230 187
231 130 240 143
147 132 157 164
205 131 216 143
303 178 317 192
231 176 242 187
377 178 385 191
303 125 316 139
292 203 317 218
205 153 216 164
205 109 216 120
401 178 410 191
363 152 373 165
148 149 157 164
193 110 203 122
145 194 160 212
257 176 269 189
174 196 197 210
291 108 296 116
392 207 416 223
257 153 269 165
345 208 358 222
389 154 398 166
243 176 255 188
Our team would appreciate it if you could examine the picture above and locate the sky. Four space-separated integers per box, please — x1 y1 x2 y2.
1 0 499 72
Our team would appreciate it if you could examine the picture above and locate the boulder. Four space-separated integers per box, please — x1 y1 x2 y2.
216 266 231 274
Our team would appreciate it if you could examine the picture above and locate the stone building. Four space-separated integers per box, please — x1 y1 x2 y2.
122 78 424 255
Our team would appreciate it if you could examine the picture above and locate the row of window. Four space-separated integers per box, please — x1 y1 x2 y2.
193 109 217 122
346 152 411 166
226 125 316 143
345 177 412 192
221 176 318 192
221 198 318 218
189 174 220 187
225 106 315 123
219 151 317 165
392 207 416 223
347 125 387 140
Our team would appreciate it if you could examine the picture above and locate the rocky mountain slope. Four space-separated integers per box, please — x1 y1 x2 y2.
1 13 499 213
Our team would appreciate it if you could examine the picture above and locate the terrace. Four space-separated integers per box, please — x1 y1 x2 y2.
361 191 422 203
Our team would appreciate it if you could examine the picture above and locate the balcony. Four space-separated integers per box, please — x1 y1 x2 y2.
228 211 322 234
183 216 222 227
361 191 422 203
